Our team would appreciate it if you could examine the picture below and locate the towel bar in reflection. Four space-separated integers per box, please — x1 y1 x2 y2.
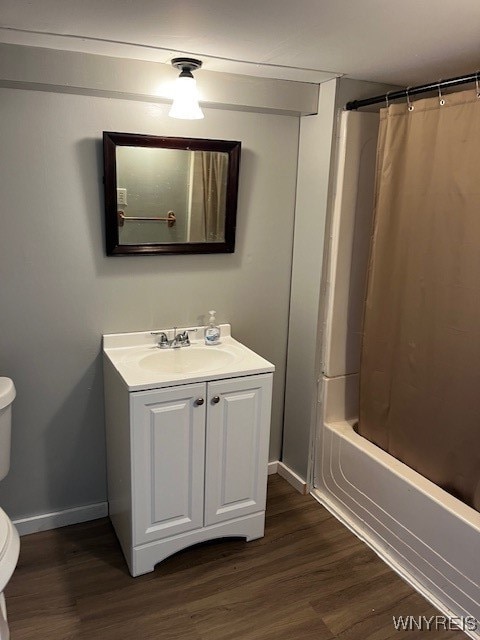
117 211 176 228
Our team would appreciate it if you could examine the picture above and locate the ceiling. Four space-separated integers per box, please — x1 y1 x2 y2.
0 0 479 86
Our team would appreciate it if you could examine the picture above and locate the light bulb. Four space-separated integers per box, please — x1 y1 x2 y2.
169 76 204 120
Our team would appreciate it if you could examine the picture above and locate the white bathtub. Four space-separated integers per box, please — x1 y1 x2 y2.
313 374 480 639
314 110 480 638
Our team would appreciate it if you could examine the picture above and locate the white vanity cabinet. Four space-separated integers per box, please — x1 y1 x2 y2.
131 375 271 547
104 327 274 577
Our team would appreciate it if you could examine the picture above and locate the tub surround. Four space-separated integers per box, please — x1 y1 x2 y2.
282 78 399 482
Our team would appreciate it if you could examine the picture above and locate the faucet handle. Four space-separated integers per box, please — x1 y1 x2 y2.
151 331 169 348
176 328 198 346
183 328 199 343
176 330 190 346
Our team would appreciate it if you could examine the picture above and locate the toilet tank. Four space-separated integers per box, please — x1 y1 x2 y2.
0 378 15 482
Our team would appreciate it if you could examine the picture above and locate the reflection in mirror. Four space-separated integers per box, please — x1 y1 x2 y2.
116 147 228 245
103 133 241 256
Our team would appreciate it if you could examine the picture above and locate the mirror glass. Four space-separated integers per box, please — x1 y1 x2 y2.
103 133 241 256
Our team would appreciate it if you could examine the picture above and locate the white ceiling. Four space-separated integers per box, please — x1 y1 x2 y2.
0 0 479 85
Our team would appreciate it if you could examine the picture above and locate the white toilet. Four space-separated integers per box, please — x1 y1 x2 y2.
0 378 19 640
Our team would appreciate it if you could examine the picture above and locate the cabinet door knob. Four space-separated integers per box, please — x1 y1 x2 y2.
195 398 204 406
212 396 220 404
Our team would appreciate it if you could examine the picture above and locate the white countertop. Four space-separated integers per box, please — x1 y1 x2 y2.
103 324 275 391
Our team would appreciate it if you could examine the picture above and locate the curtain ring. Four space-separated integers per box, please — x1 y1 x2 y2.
438 82 445 106
385 90 392 108
476 71 480 99
406 87 414 112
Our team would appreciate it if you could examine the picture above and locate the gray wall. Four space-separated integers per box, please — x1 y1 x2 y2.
282 79 338 480
0 87 299 519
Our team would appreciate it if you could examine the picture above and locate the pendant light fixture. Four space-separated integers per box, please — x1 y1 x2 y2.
169 58 204 120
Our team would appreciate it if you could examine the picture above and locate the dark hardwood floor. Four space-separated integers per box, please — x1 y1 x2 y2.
5 475 466 639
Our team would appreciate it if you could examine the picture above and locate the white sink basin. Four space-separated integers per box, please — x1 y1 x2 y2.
103 324 275 391
139 347 236 374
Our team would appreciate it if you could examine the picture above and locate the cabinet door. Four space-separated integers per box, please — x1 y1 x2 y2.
204 374 273 526
131 383 206 545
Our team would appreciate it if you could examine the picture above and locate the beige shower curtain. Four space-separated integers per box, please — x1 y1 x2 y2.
359 89 480 511
189 152 228 242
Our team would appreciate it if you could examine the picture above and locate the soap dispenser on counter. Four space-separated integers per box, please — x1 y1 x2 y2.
204 310 221 345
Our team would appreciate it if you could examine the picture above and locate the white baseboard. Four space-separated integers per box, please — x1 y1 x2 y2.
277 462 308 494
268 461 278 475
13 502 108 536
12 463 303 536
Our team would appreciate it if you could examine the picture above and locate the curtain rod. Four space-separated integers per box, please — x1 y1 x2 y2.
345 71 479 111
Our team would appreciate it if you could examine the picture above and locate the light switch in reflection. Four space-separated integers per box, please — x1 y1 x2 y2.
117 188 127 206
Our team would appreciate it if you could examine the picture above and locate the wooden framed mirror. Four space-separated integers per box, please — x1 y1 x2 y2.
103 132 241 256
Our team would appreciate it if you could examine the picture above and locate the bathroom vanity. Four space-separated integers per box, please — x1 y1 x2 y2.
103 325 274 576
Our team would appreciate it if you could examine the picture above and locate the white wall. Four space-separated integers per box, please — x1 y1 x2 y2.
0 87 299 519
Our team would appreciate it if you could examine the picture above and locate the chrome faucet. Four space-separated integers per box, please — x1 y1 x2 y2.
151 327 197 349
